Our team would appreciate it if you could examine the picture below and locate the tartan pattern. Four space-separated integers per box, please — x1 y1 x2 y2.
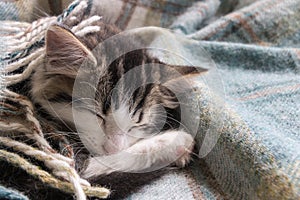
189 0 300 46
1 0 300 199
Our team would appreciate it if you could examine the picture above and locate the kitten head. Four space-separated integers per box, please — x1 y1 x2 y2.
32 24 207 155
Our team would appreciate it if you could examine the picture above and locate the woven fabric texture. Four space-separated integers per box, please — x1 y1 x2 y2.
0 0 299 199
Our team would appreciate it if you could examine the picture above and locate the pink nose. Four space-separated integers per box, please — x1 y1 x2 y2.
103 133 128 154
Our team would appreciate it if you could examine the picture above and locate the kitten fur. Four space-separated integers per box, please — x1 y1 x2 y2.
31 21 206 179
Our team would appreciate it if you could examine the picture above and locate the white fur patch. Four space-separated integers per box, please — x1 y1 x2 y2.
110 103 134 132
73 108 106 155
81 130 194 178
47 102 107 155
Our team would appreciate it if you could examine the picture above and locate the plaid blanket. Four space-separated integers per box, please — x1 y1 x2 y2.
0 0 299 199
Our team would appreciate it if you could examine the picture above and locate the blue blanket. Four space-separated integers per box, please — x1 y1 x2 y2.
0 0 299 199
0 186 28 200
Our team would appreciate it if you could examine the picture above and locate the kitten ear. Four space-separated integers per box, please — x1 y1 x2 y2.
45 25 97 77
163 64 208 94
168 64 208 76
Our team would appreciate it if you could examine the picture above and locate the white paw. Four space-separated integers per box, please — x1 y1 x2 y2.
174 147 192 168
174 139 194 168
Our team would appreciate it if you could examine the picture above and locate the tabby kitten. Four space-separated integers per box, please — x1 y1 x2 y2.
31 22 206 179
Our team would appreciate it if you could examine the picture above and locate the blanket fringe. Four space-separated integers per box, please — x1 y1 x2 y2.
0 149 110 199
0 0 109 199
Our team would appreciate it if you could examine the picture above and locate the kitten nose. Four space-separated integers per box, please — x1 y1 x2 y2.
104 132 128 154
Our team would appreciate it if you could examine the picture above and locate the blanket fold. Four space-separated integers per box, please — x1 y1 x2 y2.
0 0 299 199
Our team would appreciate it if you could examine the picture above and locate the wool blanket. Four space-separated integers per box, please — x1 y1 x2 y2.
0 0 299 199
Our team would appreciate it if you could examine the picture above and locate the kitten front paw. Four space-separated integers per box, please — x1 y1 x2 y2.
174 139 194 168
174 147 192 168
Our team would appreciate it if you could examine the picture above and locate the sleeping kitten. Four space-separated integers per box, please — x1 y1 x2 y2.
30 21 207 179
